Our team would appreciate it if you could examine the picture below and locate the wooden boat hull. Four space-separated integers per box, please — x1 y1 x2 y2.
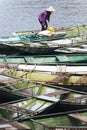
25 32 67 42
55 47 87 54
13 25 87 38
13 46 58 54
0 63 87 74
6 70 87 94
58 84 87 93
0 25 87 54
0 54 87 64
0 89 25 104
0 42 59 55
17 64 87 74
0 44 25 55
29 101 87 119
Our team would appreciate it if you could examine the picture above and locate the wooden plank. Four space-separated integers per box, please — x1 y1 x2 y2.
0 124 12 129
46 73 70 84
0 105 35 115
44 90 69 97
75 75 87 84
35 95 58 103
65 95 87 102
56 55 69 62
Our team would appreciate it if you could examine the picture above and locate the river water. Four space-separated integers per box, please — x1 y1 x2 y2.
0 0 87 36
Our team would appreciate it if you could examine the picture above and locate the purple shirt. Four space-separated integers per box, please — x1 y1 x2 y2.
38 11 51 25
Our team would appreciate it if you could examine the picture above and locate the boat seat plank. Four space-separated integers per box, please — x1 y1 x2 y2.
35 95 59 102
65 95 87 102
75 75 87 84
44 90 69 97
56 55 69 62
47 73 70 84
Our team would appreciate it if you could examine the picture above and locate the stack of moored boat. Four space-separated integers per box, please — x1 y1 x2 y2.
0 25 87 129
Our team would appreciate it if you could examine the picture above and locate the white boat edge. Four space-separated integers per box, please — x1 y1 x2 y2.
18 64 87 74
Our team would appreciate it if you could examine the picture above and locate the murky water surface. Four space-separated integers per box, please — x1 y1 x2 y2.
0 0 87 36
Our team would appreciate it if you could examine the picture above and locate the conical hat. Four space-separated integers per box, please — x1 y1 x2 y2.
46 6 55 12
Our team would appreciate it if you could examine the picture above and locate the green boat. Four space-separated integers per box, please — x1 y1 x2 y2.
0 54 87 65
0 25 87 55
13 30 67 42
23 116 87 130
0 60 87 75
13 25 87 40
0 35 87 54
31 100 87 119
0 73 68 104
0 35 61 55
6 70 87 94
0 73 87 129
2 97 87 128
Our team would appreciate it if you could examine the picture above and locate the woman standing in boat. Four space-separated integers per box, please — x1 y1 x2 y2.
38 6 55 31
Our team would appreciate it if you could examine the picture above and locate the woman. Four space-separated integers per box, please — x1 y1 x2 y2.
38 6 55 31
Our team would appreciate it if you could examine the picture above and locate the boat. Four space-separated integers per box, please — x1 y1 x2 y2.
0 73 87 129
0 34 70 55
46 73 87 94
13 25 87 39
25 31 67 42
1 62 87 94
5 69 87 94
0 53 87 65
1 96 87 129
10 27 87 54
3 43 59 55
55 45 87 54
13 29 67 42
12 25 87 45
2 62 87 95
0 36 71 55
0 25 87 54
0 40 59 55
0 35 28 55
6 97 86 120
31 100 87 119
10 64 87 74
0 33 87 55
0 61 87 74
55 41 87 54
1 91 87 130
0 31 66 43
0 78 86 119
0 73 70 104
